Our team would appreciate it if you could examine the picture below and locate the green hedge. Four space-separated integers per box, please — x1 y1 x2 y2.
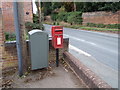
67 12 82 25
51 11 83 25
51 13 58 21
33 14 44 24
106 24 120 29
86 23 120 29
53 22 59 25
5 32 16 41
57 12 68 22
33 14 39 23
86 23 97 27
96 24 106 28
25 22 44 32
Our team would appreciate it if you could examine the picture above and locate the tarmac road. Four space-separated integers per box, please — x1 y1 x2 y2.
44 24 118 88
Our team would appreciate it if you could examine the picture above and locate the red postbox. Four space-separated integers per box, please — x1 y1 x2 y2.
51 26 63 49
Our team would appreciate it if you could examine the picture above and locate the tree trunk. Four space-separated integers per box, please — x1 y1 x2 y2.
17 2 28 74
73 2 76 12
36 0 41 24
38 0 42 24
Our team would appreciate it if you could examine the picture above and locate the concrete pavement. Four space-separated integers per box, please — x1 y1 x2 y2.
2 64 87 88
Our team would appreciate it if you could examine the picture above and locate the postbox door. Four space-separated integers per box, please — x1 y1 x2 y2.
54 35 63 48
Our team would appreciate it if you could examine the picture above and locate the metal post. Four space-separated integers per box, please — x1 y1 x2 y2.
56 49 59 67
13 1 23 77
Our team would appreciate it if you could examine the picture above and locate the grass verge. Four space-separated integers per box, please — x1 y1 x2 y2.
44 21 119 33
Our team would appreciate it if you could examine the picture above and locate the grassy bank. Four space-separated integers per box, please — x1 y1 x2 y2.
44 21 119 33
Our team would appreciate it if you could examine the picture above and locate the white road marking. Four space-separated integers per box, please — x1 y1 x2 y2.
64 34 97 46
69 44 91 57
64 34 118 54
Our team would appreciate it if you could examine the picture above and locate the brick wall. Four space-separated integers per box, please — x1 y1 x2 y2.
2 38 69 71
0 2 4 85
82 11 120 25
2 2 33 33
0 11 4 64
2 2 14 33
24 2 33 23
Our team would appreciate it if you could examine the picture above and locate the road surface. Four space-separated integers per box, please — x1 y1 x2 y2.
44 24 118 88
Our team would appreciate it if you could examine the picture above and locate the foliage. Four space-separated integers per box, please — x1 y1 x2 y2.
41 2 52 16
51 2 63 10
33 23 44 30
42 2 120 27
59 6 66 12
41 2 120 16
51 13 58 21
36 2 52 16
33 14 39 23
67 12 82 25
95 24 106 28
86 23 97 27
25 22 44 32
51 11 82 25
53 22 59 25
26 13 45 32
33 14 44 23
45 21 119 32
86 23 120 29
80 26 119 31
75 2 120 12
25 22 33 32
98 2 120 12
106 24 120 29
57 12 68 22
5 32 16 41
63 2 74 12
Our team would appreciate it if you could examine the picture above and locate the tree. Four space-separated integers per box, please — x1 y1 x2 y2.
41 2 52 16
63 2 74 12
75 2 120 12
98 2 120 12
35 0 42 24
73 2 76 12
51 2 62 11
35 0 45 30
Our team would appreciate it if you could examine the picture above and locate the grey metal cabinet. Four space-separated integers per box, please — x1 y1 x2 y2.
28 30 49 70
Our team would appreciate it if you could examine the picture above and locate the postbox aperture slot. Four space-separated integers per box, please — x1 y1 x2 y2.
55 30 63 32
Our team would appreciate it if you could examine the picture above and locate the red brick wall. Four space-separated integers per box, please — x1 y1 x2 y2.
2 2 14 33
0 2 5 73
82 11 120 25
3 42 18 70
24 2 33 23
2 2 33 33
0 14 3 60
